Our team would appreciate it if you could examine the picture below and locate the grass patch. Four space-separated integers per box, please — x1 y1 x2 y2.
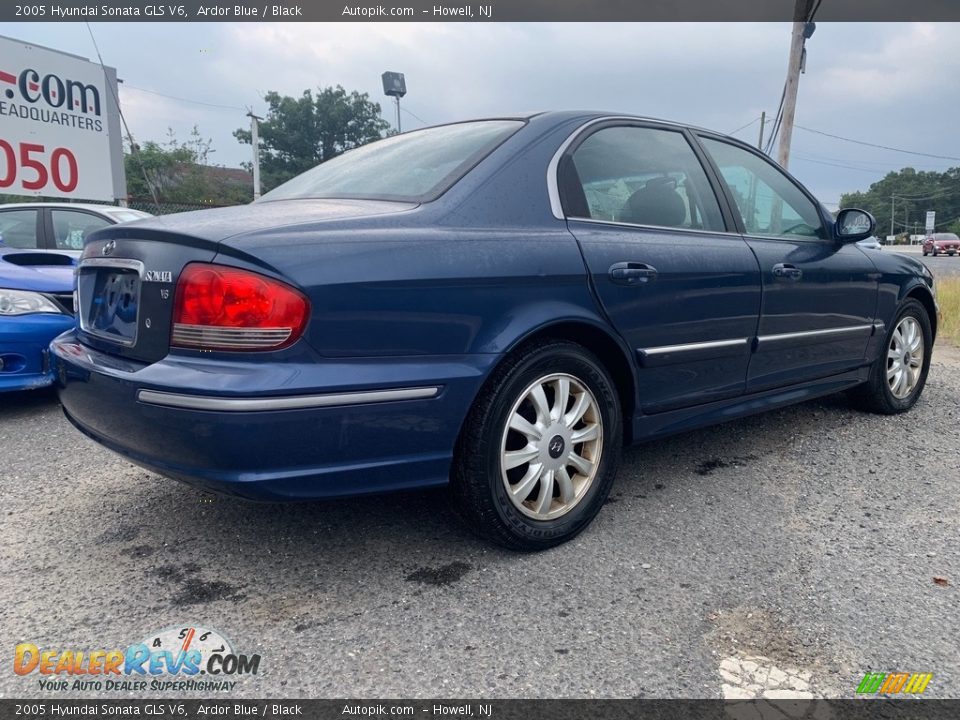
938 277 960 346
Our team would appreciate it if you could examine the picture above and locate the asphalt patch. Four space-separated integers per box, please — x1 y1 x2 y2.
171 578 247 606
695 455 759 476
405 561 471 586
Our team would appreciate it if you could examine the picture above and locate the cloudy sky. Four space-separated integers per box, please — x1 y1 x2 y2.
9 21 960 207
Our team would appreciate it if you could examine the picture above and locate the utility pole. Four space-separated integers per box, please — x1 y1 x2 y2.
247 111 262 200
890 196 895 238
757 111 766 150
776 0 817 169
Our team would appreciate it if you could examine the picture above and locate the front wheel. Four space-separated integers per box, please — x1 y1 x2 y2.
849 299 932 414
450 340 622 550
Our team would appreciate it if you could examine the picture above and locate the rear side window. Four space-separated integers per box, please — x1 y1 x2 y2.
564 125 725 232
261 120 524 203
51 210 112 250
0 209 40 248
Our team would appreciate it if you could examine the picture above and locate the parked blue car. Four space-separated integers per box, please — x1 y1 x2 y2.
52 112 938 549
1 203 151 392
0 248 76 391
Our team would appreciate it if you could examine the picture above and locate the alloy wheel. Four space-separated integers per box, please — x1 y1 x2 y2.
887 316 924 399
499 373 603 520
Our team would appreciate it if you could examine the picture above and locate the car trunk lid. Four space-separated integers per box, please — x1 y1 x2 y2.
74 199 415 363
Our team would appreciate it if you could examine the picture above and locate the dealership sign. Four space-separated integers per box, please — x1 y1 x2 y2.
0 35 126 201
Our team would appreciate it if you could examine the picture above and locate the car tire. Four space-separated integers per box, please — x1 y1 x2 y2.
450 339 622 551
849 298 932 415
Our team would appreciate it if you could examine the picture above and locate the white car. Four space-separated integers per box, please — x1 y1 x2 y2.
0 203 151 251
856 236 883 251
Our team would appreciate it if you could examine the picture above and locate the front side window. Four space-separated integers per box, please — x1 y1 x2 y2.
565 125 725 232
51 210 112 250
261 120 524 203
0 209 39 249
700 137 826 240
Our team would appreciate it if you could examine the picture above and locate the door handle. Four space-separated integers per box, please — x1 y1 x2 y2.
609 262 658 285
772 263 803 280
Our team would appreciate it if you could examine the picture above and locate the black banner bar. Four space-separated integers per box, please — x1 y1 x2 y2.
3 0 960 22
4 700 960 720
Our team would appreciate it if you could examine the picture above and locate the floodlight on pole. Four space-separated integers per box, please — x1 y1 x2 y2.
381 71 406 133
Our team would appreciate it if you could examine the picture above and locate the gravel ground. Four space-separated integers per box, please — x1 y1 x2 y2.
1 341 958 701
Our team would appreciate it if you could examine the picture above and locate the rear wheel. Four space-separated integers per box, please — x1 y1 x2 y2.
450 340 622 550
849 299 932 414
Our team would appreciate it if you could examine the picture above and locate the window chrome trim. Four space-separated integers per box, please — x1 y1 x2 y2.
567 216 743 238
547 115 691 220
640 338 749 356
756 325 873 345
137 386 441 412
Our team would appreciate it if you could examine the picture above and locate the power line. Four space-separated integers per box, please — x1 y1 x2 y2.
85 22 160 213
792 155 889 174
122 84 247 112
892 188 957 201
764 85 786 156
726 116 761 136
792 147 951 171
795 125 960 162
891 215 959 230
400 106 430 126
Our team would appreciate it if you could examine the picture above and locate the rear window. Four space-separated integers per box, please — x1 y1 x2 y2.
106 210 152 223
260 120 524 203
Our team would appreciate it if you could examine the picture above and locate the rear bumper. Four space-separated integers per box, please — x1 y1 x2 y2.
0 314 75 392
51 332 496 499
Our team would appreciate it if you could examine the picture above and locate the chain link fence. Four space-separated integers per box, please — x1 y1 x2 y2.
126 198 246 215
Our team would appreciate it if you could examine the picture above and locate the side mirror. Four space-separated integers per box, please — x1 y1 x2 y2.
835 208 876 243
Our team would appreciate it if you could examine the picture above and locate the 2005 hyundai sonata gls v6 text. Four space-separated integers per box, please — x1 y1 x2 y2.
53 112 938 550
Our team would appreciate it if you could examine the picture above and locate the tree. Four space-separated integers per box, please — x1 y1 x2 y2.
234 86 390 191
839 166 960 238
125 126 252 206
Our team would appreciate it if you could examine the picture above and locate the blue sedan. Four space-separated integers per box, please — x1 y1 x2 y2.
52 112 938 549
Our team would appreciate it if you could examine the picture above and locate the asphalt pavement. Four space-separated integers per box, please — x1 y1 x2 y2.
1 304 958 701
887 245 960 279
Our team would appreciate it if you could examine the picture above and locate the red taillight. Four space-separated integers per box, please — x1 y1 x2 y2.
171 263 309 351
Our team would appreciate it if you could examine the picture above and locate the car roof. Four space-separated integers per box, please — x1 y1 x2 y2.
413 111 721 137
0 202 149 214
